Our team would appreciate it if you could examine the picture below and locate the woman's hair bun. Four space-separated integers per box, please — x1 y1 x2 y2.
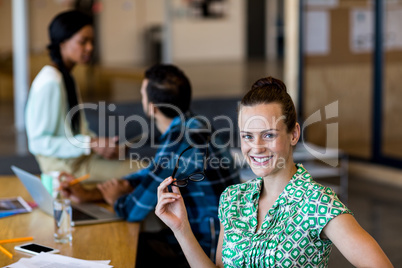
251 76 287 93
240 76 296 133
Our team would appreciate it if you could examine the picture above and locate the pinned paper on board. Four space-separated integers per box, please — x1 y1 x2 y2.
385 8 402 50
304 10 330 55
305 0 339 7
351 7 402 53
350 9 373 53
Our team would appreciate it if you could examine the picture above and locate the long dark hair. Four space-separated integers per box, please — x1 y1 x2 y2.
47 10 93 134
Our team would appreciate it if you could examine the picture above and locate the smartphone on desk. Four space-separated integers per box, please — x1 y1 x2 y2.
14 243 60 255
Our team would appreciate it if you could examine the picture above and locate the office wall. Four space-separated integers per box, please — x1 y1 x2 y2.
0 0 12 54
302 0 402 159
29 1 70 53
0 0 245 65
0 0 70 54
0 0 69 102
96 0 141 66
172 0 245 62
99 0 245 65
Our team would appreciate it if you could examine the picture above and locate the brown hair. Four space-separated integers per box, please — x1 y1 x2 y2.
240 76 297 133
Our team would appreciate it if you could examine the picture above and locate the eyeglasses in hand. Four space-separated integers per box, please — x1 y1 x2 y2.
171 137 210 187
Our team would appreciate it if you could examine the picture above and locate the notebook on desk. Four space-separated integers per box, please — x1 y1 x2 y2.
11 166 123 226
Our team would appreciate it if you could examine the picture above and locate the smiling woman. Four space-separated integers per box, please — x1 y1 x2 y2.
239 102 298 179
155 76 393 267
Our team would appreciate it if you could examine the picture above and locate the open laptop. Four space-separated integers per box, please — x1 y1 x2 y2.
11 165 123 226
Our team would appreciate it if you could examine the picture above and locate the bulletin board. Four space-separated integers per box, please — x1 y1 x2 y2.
302 0 402 159
304 0 402 66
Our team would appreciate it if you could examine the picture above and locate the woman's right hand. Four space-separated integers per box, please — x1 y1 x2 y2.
155 177 189 233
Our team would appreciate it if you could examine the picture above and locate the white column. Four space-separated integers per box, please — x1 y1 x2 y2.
284 0 300 109
12 0 29 133
162 0 173 63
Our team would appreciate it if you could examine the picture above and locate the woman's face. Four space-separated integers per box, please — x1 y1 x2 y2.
239 103 300 179
59 25 94 67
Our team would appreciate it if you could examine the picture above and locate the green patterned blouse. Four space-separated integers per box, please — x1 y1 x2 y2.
218 163 352 267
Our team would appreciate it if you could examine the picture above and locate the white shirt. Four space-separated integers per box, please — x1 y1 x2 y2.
25 65 91 158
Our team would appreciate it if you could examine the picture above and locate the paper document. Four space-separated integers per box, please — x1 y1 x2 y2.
4 252 112 268
304 10 330 55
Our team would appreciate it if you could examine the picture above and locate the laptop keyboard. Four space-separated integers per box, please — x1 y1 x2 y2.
72 207 96 221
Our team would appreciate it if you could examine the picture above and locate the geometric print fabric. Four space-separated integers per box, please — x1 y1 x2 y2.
218 163 352 267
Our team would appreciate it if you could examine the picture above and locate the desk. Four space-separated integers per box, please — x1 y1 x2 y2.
0 176 140 267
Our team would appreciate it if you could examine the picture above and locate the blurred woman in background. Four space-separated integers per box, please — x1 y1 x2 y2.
25 10 133 182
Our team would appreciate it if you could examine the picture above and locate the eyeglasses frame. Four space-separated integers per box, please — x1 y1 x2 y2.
171 137 210 187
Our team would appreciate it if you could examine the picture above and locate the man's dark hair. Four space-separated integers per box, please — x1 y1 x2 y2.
144 64 192 118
